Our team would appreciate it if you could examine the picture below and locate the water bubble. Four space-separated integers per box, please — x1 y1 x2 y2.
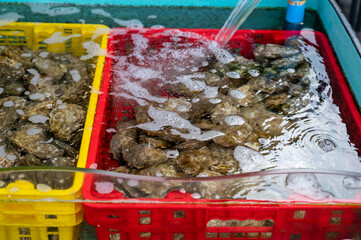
69 69 81 82
28 115 49 124
230 89 246 99
166 150 179 158
224 115 245 126
191 193 201 199
317 138 336 152
226 71 241 79
27 128 42 136
94 181 114 194
39 51 49 58
209 98 222 104
147 15 157 19
106 128 117 133
127 179 139 187
248 69 260 77
36 184 52 192
29 93 45 100
343 177 361 189
3 101 14 107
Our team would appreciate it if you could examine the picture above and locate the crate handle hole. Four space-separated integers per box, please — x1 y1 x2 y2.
206 232 217 238
326 232 338 239
109 233 121 240
219 232 231 238
329 217 342 224
174 210 185 218
290 234 301 240
140 232 151 238
247 232 258 238
47 234 59 240
207 219 274 227
260 232 272 238
173 233 184 240
19 228 31 235
139 217 151 225
234 232 245 238
293 210 306 219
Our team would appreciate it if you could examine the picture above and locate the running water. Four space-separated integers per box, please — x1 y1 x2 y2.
215 0 261 46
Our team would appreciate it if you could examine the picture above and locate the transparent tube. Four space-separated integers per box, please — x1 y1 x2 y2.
215 0 262 46
0 167 360 202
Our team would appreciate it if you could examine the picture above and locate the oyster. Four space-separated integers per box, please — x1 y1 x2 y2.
49 103 86 142
254 44 299 60
213 122 253 147
176 146 217 176
9 124 64 160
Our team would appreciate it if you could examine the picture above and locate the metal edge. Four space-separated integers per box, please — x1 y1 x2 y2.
329 0 361 57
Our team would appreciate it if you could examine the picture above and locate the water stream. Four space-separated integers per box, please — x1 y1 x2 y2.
215 0 261 45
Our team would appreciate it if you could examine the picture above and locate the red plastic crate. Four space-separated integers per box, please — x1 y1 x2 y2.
83 29 361 240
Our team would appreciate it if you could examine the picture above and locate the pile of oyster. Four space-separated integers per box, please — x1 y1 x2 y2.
0 46 93 170
110 36 315 180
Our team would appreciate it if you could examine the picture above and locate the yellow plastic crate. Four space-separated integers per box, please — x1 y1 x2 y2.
0 225 81 240
0 22 108 232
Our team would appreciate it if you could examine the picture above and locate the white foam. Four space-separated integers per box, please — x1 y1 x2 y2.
191 193 201 199
91 8 143 27
230 89 246 99
27 69 40 85
28 4 80 16
233 146 264 172
0 12 24 26
29 93 45 100
27 128 42 136
127 179 139 187
224 115 245 126
286 174 334 200
106 128 117 133
137 105 224 141
166 150 179 158
39 51 49 58
148 15 157 19
287 68 295 73
21 53 32 58
0 145 6 158
89 163 98 169
6 154 17 161
208 98 222 104
208 41 235 64
80 41 107 60
16 109 25 116
176 74 218 98
36 184 52 192
44 32 81 44
226 71 241 79
94 181 114 194
28 115 49 124
3 101 14 107
176 105 188 112
343 177 361 189
69 69 81 82
248 69 260 77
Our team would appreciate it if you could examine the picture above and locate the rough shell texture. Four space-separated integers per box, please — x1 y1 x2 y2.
50 103 86 142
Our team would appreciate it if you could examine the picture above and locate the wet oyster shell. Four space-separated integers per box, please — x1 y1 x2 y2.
49 103 86 142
